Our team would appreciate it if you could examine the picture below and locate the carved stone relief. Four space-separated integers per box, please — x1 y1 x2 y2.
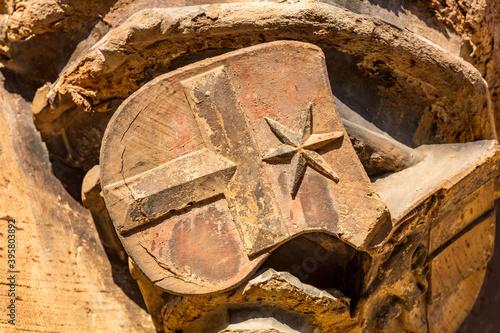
96 40 498 332
0 1 498 332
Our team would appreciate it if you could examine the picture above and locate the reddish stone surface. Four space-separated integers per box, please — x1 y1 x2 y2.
100 41 390 295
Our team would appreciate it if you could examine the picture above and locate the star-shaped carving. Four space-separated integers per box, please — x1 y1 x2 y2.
262 104 344 197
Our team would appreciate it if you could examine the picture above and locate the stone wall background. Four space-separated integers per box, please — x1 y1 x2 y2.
422 0 500 140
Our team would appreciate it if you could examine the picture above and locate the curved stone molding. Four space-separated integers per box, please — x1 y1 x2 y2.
32 0 495 172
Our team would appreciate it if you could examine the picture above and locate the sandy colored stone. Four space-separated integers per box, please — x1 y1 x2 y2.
0 76 154 332
160 268 355 333
429 213 495 304
0 1 496 332
81 165 125 259
30 1 495 173
419 0 500 139
428 267 488 333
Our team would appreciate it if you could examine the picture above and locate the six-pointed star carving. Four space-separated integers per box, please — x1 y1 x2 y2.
262 104 344 197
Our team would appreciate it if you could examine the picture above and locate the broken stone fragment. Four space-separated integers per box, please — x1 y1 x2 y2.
159 268 353 333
